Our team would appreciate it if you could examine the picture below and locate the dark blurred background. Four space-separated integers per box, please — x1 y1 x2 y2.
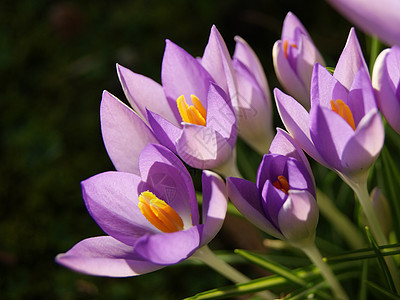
0 0 354 299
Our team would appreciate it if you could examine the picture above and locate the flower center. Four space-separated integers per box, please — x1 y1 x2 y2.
176 95 207 126
138 191 184 233
330 99 356 131
272 175 290 194
283 40 298 59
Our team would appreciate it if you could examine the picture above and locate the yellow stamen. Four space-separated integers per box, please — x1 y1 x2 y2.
138 191 184 233
272 175 290 194
176 95 206 126
330 99 356 131
283 40 298 59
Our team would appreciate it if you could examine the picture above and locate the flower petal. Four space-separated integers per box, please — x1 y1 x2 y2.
310 105 354 171
278 190 318 246
162 40 213 108
138 143 199 226
341 109 384 174
326 0 400 46
56 236 163 277
334 28 369 90
274 88 325 164
116 64 179 126
233 36 270 97
200 170 228 246
227 177 284 239
256 154 288 190
260 180 287 231
273 42 309 107
146 109 181 152
81 171 157 244
100 91 158 175
201 26 238 102
281 12 309 40
310 63 348 109
134 225 203 265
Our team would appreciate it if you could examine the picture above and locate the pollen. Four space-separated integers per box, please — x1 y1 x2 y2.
177 95 207 126
138 191 184 233
330 99 356 131
273 175 290 194
283 40 298 59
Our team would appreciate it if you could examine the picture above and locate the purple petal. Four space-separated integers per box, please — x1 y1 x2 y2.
233 36 270 97
100 91 158 175
176 124 233 170
233 58 273 152
81 171 157 245
256 154 288 190
162 40 213 109
310 105 354 171
201 26 237 101
227 177 284 239
56 236 163 277
278 190 318 246
310 64 348 109
146 109 181 152
347 68 377 126
273 42 309 107
372 47 400 134
138 144 199 226
281 12 309 41
334 28 369 90
116 64 179 126
260 180 287 231
274 88 326 164
341 109 384 174
269 128 313 180
286 158 315 197
205 83 237 145
134 225 203 265
326 0 400 46
200 170 228 246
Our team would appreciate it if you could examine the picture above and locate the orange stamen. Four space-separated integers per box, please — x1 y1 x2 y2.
272 175 290 194
176 95 206 126
330 99 356 130
283 40 298 59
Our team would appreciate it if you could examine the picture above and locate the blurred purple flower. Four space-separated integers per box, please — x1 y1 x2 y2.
56 144 228 277
106 25 237 171
275 28 384 179
273 12 325 109
327 0 400 46
227 129 318 246
372 45 400 134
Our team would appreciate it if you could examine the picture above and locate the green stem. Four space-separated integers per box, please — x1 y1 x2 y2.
191 245 276 300
368 35 381 73
302 243 349 300
316 188 365 249
339 172 400 293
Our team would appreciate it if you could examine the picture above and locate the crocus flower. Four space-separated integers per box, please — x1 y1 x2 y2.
56 143 228 277
227 129 318 247
275 28 384 180
273 12 325 109
372 45 400 135
231 36 274 154
111 26 237 172
327 0 400 46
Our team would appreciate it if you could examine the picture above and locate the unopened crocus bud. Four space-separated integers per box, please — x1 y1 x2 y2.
232 36 274 154
369 188 392 238
372 45 400 135
227 129 318 247
273 12 325 109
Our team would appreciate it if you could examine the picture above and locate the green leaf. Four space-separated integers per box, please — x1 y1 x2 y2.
325 66 335 74
365 226 396 293
235 249 307 286
366 281 400 300
359 260 368 300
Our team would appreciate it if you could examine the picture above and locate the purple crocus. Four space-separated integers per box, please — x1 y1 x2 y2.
227 129 318 246
110 26 237 172
275 28 384 180
372 45 400 135
231 36 274 154
56 144 228 277
273 12 325 109
327 0 400 46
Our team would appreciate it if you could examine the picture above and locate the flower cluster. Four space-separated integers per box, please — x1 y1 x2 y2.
57 4 400 299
